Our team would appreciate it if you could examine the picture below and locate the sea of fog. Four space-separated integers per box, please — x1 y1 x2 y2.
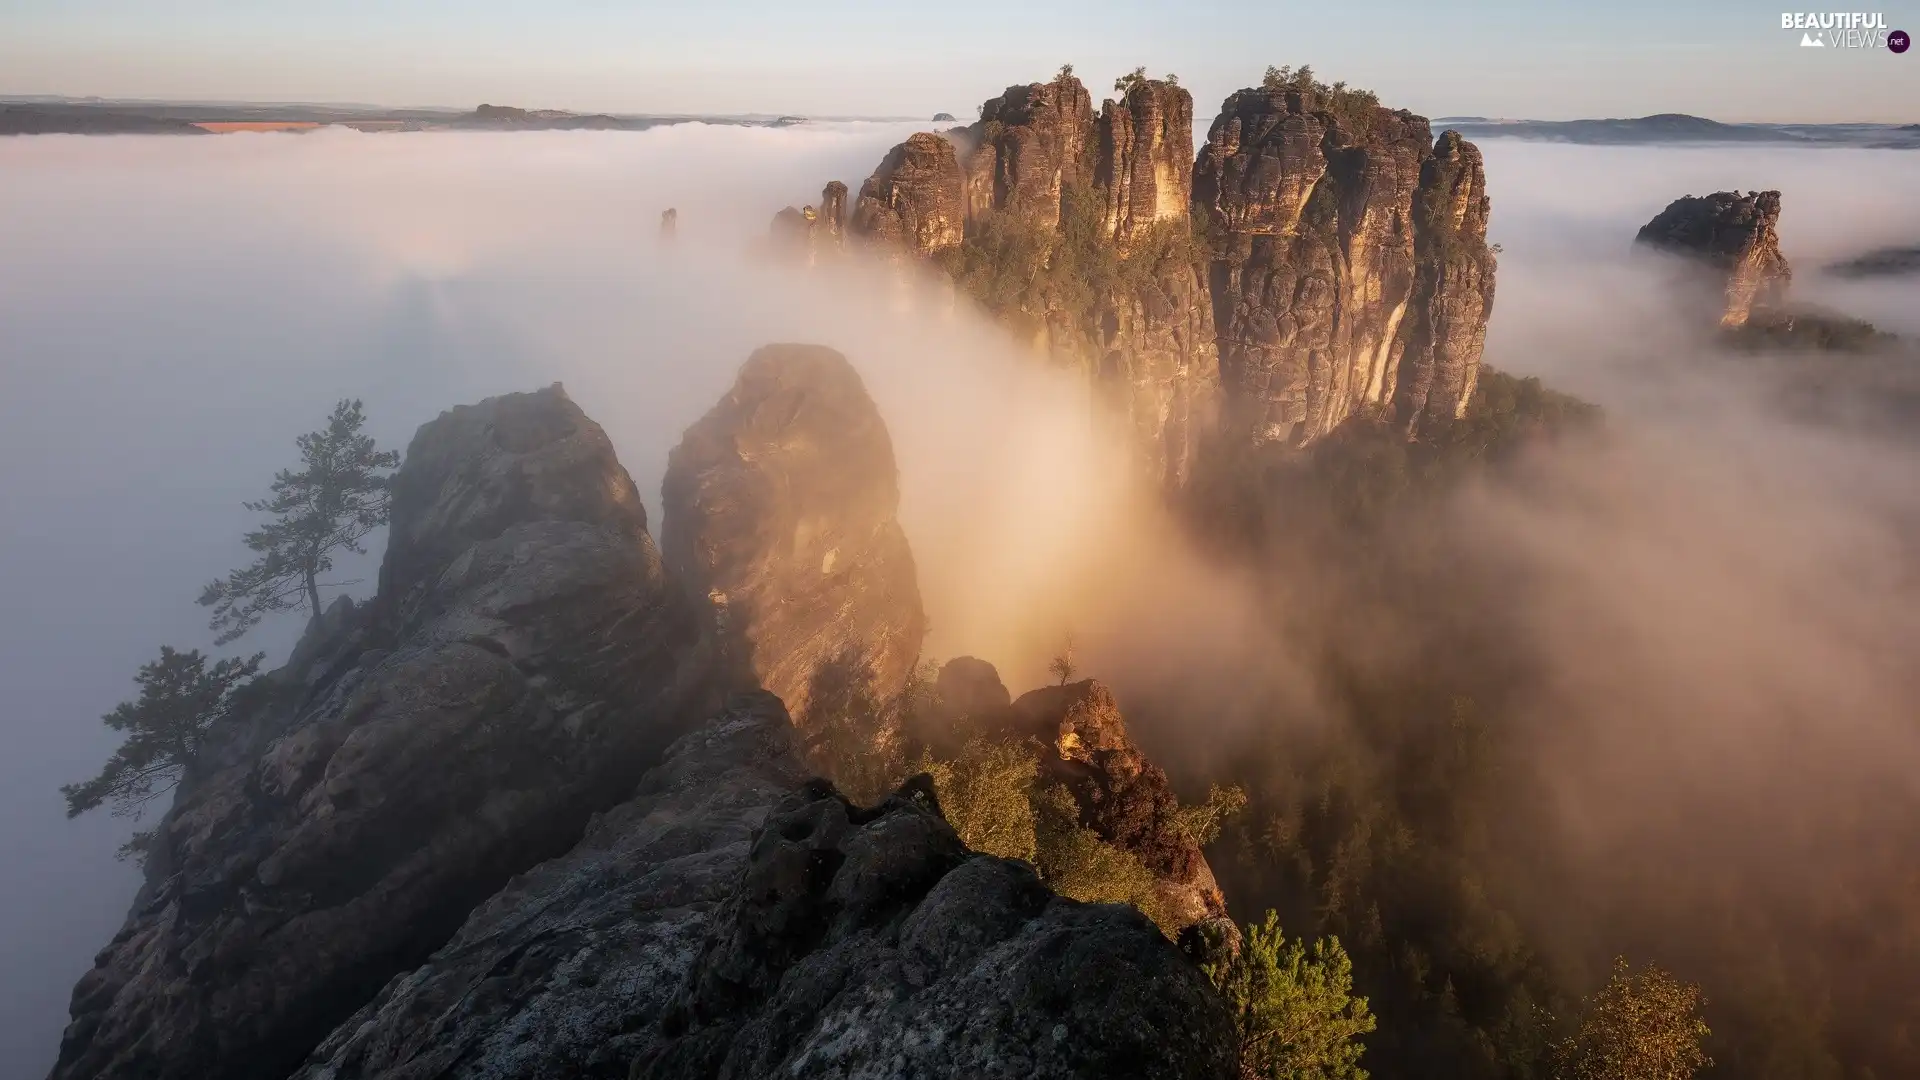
1 122 1916 1078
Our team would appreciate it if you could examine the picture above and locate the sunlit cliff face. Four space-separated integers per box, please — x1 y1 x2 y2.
2 125 1916 1077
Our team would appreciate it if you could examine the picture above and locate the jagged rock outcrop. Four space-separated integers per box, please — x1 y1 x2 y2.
51 386 710 1080
1006 680 1230 930
1194 82 1497 447
288 692 811 1080
633 774 1238 1080
1396 130 1496 436
846 73 1219 490
919 660 1229 932
1099 80 1195 245
662 344 925 727
1634 189 1791 327
768 183 849 264
293 694 1236 1080
849 132 967 258
660 207 677 240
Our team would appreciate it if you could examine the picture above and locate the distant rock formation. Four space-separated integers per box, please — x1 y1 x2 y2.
1635 190 1791 327
1826 243 1920 279
51 386 711 1080
660 206 677 240
933 111 958 122
662 344 926 727
815 69 1497 481
847 73 1220 490
1194 81 1497 446
766 182 847 263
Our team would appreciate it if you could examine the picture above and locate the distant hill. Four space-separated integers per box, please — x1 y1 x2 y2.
1441 113 1919 148
1 105 206 135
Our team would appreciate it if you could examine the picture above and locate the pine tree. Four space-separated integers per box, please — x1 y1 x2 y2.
198 399 400 643
1206 910 1378 1080
62 646 263 857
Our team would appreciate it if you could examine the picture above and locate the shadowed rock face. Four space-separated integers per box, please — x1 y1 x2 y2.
1194 87 1497 447
768 182 850 264
633 776 1239 1080
662 344 926 726
1635 189 1791 328
50 385 710 1080
288 692 810 1080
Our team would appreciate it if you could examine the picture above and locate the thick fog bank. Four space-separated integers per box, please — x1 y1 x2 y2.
2 128 1916 1078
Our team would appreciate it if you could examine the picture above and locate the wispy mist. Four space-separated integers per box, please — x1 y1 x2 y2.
1 128 1914 1077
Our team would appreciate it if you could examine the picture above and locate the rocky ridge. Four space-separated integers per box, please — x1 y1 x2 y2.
52 386 712 1080
56 351 1230 1079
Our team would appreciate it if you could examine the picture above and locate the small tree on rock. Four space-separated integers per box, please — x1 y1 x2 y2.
1206 910 1377 1080
199 399 400 643
62 646 263 859
1048 630 1079 685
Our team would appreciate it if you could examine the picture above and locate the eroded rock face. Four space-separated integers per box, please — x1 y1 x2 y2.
1397 130 1497 437
919 660 1229 933
634 776 1239 1080
768 183 850 264
1195 86 1496 447
849 132 967 257
50 386 709 1080
1635 189 1791 327
1099 80 1196 246
662 344 926 726
288 692 809 1080
847 74 1219 491
1008 680 1230 930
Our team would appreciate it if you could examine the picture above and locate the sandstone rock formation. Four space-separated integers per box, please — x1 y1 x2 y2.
1006 679 1231 930
293 694 1235 1080
51 385 710 1080
633 772 1238 1080
849 131 967 258
919 659 1230 932
1194 82 1497 447
1397 130 1496 437
288 692 811 1080
768 183 848 264
1634 189 1790 327
826 69 1499 481
847 73 1219 491
662 344 925 727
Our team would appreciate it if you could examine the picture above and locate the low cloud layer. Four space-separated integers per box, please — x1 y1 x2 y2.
2 128 1915 1077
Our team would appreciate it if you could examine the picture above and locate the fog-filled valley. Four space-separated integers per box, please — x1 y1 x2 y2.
3 115 1918 1080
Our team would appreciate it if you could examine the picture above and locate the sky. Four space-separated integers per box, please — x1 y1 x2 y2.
1 0 1916 122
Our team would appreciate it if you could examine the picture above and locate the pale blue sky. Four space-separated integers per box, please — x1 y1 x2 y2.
1 0 1914 121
